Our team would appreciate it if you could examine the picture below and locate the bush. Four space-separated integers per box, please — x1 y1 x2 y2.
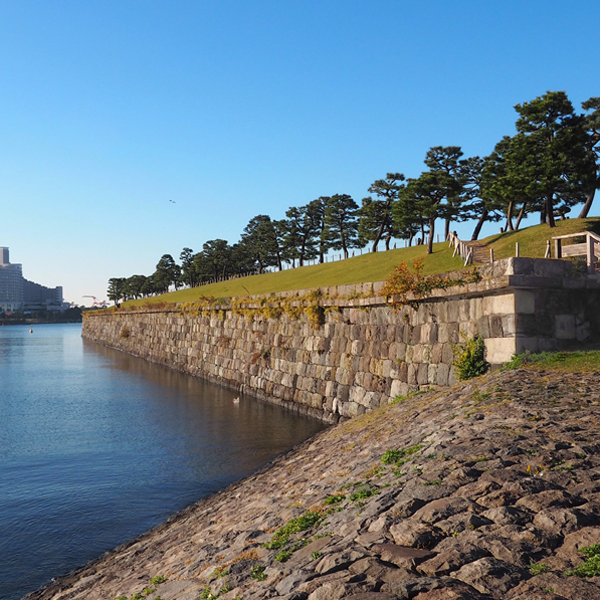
380 259 480 308
453 334 489 380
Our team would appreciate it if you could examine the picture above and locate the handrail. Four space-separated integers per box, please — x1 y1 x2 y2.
447 232 473 266
551 231 600 272
551 231 600 243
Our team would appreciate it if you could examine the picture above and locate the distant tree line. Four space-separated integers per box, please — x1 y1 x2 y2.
107 91 600 304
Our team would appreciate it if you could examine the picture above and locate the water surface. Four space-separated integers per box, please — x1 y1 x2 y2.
0 324 326 600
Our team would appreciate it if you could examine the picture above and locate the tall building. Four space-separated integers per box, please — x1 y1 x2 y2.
0 247 24 312
0 247 66 312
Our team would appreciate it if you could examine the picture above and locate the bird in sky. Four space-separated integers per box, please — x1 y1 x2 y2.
169 199 176 204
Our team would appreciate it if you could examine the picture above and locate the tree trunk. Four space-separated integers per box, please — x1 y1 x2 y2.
427 218 435 254
578 188 596 218
546 194 556 228
471 209 488 241
515 202 527 230
505 200 514 231
444 219 450 242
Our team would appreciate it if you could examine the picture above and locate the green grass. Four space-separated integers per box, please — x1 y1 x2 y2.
123 217 600 305
504 350 600 373
125 242 466 305
479 217 600 260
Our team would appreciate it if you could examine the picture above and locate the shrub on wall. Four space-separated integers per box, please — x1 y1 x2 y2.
453 334 489 380
380 259 480 308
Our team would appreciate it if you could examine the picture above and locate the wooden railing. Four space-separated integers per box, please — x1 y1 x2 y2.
447 232 473 266
552 231 600 272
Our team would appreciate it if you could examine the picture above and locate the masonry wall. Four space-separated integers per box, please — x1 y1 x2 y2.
82 258 600 422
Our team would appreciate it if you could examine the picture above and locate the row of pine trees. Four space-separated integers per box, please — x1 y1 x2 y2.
108 91 600 303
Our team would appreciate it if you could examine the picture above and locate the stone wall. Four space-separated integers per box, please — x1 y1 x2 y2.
82 258 600 422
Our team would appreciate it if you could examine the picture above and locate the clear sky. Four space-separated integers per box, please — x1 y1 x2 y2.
1 1 599 305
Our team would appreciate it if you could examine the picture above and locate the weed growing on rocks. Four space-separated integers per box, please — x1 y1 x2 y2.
381 443 424 465
566 545 600 577
250 565 267 581
529 562 549 575
263 511 323 550
323 493 346 505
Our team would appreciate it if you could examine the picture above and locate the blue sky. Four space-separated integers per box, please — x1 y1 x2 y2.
1 1 599 305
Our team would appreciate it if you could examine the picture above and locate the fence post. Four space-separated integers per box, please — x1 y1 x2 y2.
587 233 595 273
515 242 520 257
490 248 494 263
554 238 562 259
545 240 551 259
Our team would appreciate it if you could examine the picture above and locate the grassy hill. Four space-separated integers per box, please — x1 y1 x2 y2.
126 217 600 306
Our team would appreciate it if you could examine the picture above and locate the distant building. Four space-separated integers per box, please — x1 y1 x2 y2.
23 280 64 310
0 247 24 312
0 247 66 312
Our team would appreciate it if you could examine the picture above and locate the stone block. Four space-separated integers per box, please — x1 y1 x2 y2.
382 359 393 378
476 316 490 338
436 363 450 386
427 363 438 385
484 337 516 365
500 314 516 336
407 363 418 385
390 379 409 398
447 301 459 322
396 343 407 361
489 315 504 338
431 343 443 364
412 345 423 363
514 290 535 314
410 325 421 345
441 343 454 365
484 293 515 316
362 391 382 409
417 363 429 385
555 314 576 339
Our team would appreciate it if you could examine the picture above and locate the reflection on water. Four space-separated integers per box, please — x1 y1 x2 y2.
0 324 326 600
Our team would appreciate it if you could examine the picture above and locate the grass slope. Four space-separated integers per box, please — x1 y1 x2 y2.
126 242 466 305
504 350 600 373
481 216 600 260
126 217 600 306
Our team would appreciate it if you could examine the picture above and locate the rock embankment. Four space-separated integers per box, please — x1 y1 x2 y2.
26 369 600 600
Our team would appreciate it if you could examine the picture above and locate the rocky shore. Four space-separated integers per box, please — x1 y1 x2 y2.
25 368 600 600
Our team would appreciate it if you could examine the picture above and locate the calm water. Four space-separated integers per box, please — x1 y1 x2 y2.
0 324 326 600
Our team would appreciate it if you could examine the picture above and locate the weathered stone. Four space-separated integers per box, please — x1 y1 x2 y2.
371 544 433 569
419 541 490 577
452 557 528 597
411 497 478 524
314 549 366 575
275 571 314 595
389 521 443 549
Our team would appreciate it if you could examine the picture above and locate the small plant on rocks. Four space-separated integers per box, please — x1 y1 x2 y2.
323 493 346 505
566 545 600 577
263 511 323 550
529 562 549 575
250 565 267 581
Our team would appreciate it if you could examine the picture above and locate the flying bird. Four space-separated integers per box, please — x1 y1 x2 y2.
169 199 176 204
